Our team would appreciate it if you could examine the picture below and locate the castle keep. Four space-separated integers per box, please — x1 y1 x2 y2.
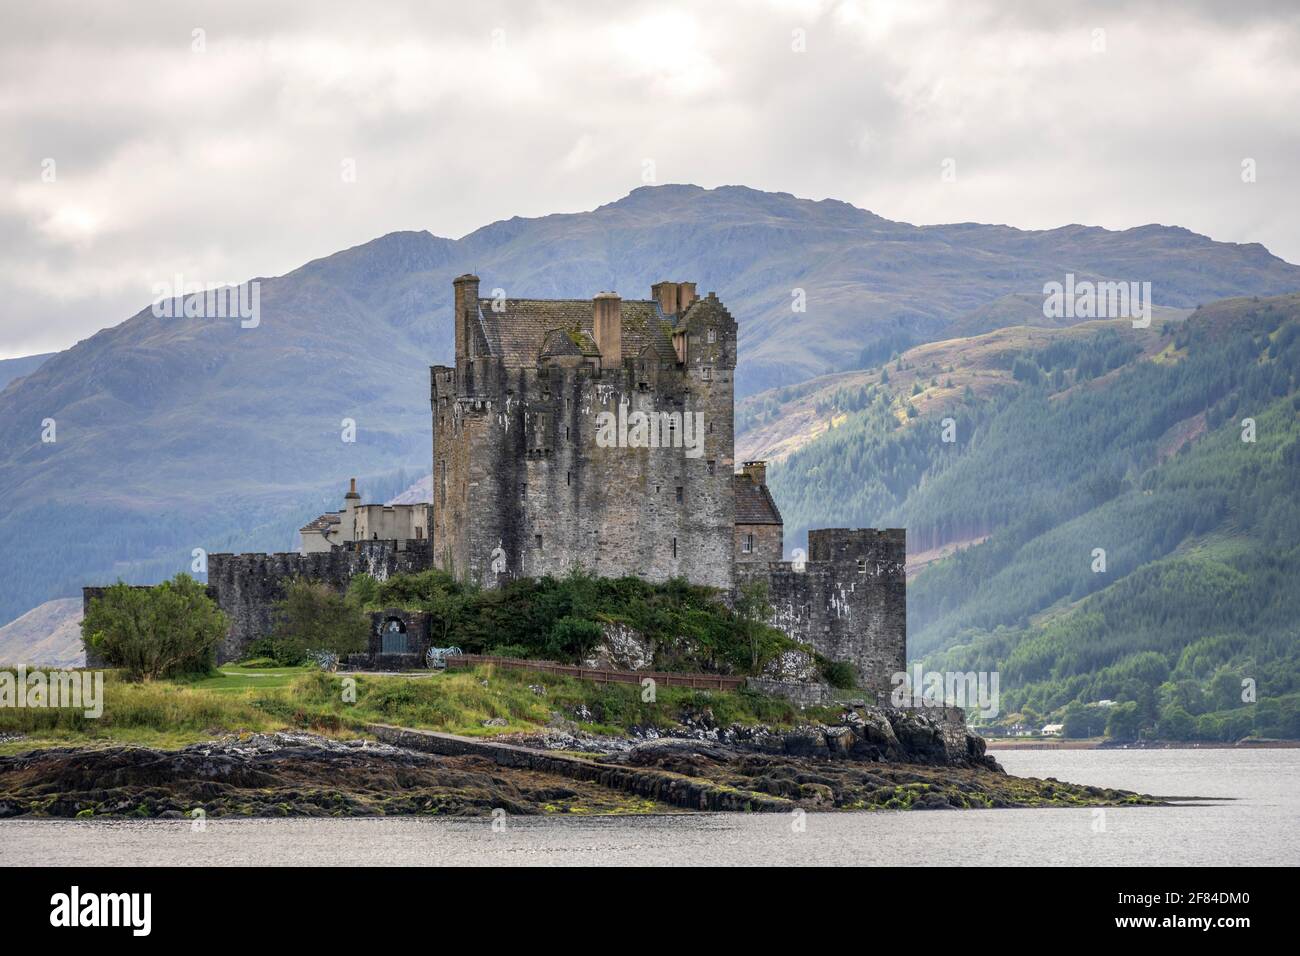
432 276 742 589
97 277 908 697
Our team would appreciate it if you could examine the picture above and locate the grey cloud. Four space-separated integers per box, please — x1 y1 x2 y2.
1 0 1297 358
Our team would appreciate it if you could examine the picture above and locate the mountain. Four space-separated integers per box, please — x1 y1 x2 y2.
0 352 54 391
3 183 1300 633
751 293 1300 740
0 598 84 668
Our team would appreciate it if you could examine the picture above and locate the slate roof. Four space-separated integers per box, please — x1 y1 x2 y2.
476 298 677 367
734 475 783 525
300 512 342 534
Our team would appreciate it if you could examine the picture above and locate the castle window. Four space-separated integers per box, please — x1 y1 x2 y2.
672 537 678 559
566 471 571 486
707 460 716 475
702 366 712 381
744 533 754 553
857 558 867 574
521 483 527 500
415 527 423 539
675 486 684 504
535 534 543 552
565 425 571 441
707 329 717 344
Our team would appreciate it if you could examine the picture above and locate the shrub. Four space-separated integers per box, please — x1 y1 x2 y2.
270 578 369 665
820 659 858 690
82 574 226 680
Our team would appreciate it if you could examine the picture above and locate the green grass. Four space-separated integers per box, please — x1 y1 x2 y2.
0 663 837 753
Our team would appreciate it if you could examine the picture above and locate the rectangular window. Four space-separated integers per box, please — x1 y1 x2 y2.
566 471 571 486
672 536 677 559
675 486 684 504
702 366 712 381
707 460 716 476
535 534 543 552
707 329 717 344
521 483 527 499
744 533 753 553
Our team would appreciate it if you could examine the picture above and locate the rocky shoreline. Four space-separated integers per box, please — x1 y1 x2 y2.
0 707 1167 818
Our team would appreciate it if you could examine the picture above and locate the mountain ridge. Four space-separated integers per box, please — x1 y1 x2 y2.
2 183 1300 632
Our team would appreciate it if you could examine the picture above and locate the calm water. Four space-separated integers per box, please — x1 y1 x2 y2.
1 748 1295 866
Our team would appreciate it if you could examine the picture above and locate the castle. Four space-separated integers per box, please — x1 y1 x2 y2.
101 278 907 698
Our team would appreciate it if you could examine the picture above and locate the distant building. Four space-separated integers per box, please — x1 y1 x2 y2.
299 478 429 553
1041 723 1064 737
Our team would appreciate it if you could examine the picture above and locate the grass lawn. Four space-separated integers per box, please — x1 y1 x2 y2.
1 663 837 754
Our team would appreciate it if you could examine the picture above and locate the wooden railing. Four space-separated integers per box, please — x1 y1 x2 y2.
445 654 746 690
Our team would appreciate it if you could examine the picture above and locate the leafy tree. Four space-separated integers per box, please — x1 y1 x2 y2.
1156 704 1195 741
82 574 226 680
1105 701 1142 741
271 578 369 664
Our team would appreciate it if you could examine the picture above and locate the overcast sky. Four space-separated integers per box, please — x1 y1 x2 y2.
2 0 1298 359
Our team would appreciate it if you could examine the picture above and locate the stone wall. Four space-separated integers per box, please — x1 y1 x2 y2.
739 528 906 702
746 678 835 708
735 522 782 566
206 540 432 663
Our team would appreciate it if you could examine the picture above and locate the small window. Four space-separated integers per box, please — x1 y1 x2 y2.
566 471 571 486
743 533 754 553
702 366 712 381
521 483 527 499
707 460 716 476
707 329 717 344
535 534 543 552
857 558 867 574
672 537 678 559
675 486 684 504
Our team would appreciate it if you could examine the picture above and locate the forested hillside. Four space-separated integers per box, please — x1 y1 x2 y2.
759 294 1300 740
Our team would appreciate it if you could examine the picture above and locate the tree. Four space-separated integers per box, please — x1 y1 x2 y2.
82 574 227 680
272 578 369 664
1156 703 1195 741
736 580 775 673
1105 701 1143 741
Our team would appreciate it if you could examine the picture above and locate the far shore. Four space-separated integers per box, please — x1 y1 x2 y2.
986 737 1299 751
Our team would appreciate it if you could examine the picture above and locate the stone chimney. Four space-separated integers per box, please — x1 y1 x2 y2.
453 274 480 362
678 282 697 311
742 460 767 486
651 281 699 317
593 291 622 366
343 477 361 539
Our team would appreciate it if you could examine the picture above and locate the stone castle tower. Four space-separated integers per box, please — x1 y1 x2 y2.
431 275 752 589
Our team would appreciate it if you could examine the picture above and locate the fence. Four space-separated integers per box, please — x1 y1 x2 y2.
444 654 746 691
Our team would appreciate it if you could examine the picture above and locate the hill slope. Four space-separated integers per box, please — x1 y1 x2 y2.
0 599 84 668
755 294 1300 739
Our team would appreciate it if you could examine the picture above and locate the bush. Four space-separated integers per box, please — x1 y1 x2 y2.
82 574 227 681
820 659 858 690
270 578 369 665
